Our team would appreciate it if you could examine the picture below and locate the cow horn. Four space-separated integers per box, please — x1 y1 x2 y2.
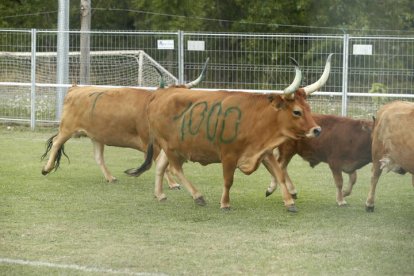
184 57 210 88
283 57 302 98
151 65 165 88
303 53 333 95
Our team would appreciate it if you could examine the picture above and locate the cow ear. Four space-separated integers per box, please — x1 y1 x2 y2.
362 121 374 133
269 95 286 109
267 95 274 102
361 124 371 133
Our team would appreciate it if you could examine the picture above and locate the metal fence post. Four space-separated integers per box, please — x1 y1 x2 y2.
56 0 69 120
80 0 91 85
341 34 349 116
30 29 36 130
178 30 184 84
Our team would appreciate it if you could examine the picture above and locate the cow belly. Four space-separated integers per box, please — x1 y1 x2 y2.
341 160 369 174
387 153 414 175
187 151 221 165
82 129 144 150
168 145 221 165
382 128 414 174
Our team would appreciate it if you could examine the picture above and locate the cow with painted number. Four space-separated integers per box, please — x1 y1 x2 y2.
127 54 333 212
366 100 414 212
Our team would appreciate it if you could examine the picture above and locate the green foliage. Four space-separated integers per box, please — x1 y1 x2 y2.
369 82 389 105
0 0 413 34
1 128 414 275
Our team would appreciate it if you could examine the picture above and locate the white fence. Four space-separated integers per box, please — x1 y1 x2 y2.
0 29 413 129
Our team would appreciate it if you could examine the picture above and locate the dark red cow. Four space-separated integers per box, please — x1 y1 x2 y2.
266 114 373 206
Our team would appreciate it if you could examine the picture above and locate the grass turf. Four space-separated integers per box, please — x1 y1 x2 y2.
1 127 413 275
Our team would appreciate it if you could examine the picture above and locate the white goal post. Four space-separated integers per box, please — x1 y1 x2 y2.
0 50 178 87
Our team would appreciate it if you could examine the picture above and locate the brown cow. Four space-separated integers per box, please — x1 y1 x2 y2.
366 101 414 212
40 86 181 187
265 114 373 206
127 54 333 212
41 62 208 186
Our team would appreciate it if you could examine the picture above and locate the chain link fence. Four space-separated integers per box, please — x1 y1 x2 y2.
0 29 413 128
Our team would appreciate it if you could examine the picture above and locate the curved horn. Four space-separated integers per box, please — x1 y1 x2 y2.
184 57 210 88
283 57 302 98
303 53 333 95
150 65 165 88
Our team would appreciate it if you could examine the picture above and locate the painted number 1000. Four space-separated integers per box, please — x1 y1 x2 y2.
174 101 242 144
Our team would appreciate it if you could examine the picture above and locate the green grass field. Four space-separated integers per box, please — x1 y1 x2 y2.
1 127 413 275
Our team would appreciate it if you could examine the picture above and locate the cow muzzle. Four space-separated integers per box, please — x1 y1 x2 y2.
306 126 322 138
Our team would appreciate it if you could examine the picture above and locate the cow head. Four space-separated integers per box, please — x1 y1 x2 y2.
273 54 333 139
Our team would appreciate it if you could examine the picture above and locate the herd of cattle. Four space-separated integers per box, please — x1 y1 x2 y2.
41 54 413 213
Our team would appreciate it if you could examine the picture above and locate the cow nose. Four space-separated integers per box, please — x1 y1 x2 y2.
312 126 322 137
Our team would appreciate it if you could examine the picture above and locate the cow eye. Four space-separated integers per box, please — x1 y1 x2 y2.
292 110 302 117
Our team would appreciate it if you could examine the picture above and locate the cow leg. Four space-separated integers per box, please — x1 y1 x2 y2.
220 161 237 210
154 151 169 201
41 132 71 175
266 149 297 198
329 164 347 206
164 152 205 206
284 170 297 198
266 168 297 198
165 166 181 190
342 171 357 197
366 161 382 212
267 175 278 196
155 152 180 190
92 140 117 183
262 153 296 212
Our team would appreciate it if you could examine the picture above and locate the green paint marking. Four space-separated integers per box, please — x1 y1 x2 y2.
89 92 105 118
173 102 193 141
219 107 242 144
188 101 207 135
206 102 222 141
173 101 242 143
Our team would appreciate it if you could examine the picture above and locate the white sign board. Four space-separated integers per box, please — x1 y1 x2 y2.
157 40 174 50
188 40 205 51
353 44 373 55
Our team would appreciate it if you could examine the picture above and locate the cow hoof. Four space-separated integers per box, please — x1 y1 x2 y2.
287 205 298 213
291 193 298 199
221 207 231 211
194 196 206 206
169 184 181 190
155 194 167 202
265 188 276 197
41 170 48 176
338 201 348 207
108 178 118 183
365 205 375 212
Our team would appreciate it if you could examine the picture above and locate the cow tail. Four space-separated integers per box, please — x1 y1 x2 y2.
40 133 70 171
124 141 154 177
